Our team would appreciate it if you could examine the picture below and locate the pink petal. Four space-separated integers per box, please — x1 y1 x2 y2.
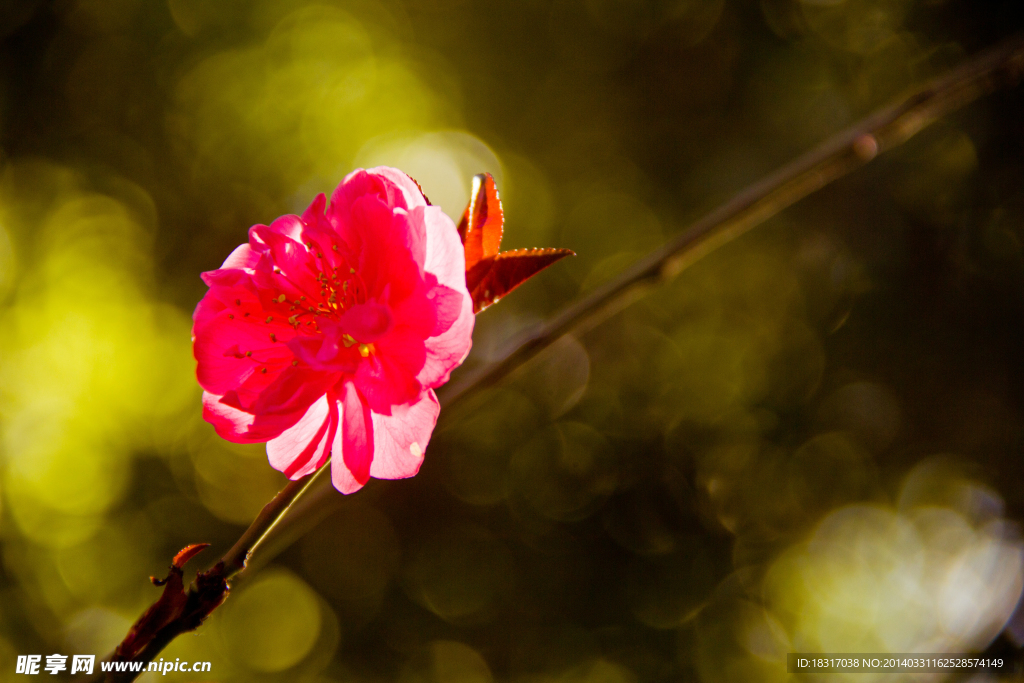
355 333 424 412
266 213 304 242
249 224 320 295
249 365 339 417
221 243 261 270
422 205 468 293
330 454 364 494
348 195 418 298
267 394 338 480
200 267 251 289
202 391 304 443
332 381 374 493
338 302 393 343
419 287 474 388
426 283 463 337
367 166 430 210
329 170 393 239
415 203 474 387
193 308 294 395
300 193 327 226
369 390 438 480
288 326 361 374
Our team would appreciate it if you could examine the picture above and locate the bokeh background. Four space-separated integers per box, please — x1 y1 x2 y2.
1 0 1024 681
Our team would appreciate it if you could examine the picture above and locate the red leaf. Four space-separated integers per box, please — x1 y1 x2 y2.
458 173 574 313
458 173 504 269
467 248 575 313
172 543 210 569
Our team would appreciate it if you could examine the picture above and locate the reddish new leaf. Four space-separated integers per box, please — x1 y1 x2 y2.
458 173 573 313
172 543 210 569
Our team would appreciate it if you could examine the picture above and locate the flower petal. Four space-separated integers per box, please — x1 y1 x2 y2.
367 166 430 210
422 205 468 293
332 381 374 493
419 286 474 388
221 242 261 270
193 308 294 396
355 334 424 413
267 394 338 480
338 302 393 343
202 391 304 443
249 365 339 417
369 390 438 480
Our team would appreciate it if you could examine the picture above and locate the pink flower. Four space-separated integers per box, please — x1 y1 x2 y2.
192 167 474 493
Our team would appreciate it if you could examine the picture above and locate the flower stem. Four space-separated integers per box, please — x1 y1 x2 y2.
217 462 331 579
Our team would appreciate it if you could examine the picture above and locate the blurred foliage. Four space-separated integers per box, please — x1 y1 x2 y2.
1 0 1024 681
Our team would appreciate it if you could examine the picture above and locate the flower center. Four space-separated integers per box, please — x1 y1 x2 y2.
273 250 367 334
263 245 383 362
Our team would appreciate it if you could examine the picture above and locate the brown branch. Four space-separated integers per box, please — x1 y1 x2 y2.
436 31 1024 410
87 468 329 682
91 31 1024 683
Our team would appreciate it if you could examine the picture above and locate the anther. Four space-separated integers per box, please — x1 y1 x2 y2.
276 294 286 303
245 351 252 357
292 360 298 366
260 368 267 374
265 316 273 323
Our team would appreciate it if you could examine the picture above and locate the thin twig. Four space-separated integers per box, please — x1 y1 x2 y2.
95 31 1024 682
217 460 331 579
